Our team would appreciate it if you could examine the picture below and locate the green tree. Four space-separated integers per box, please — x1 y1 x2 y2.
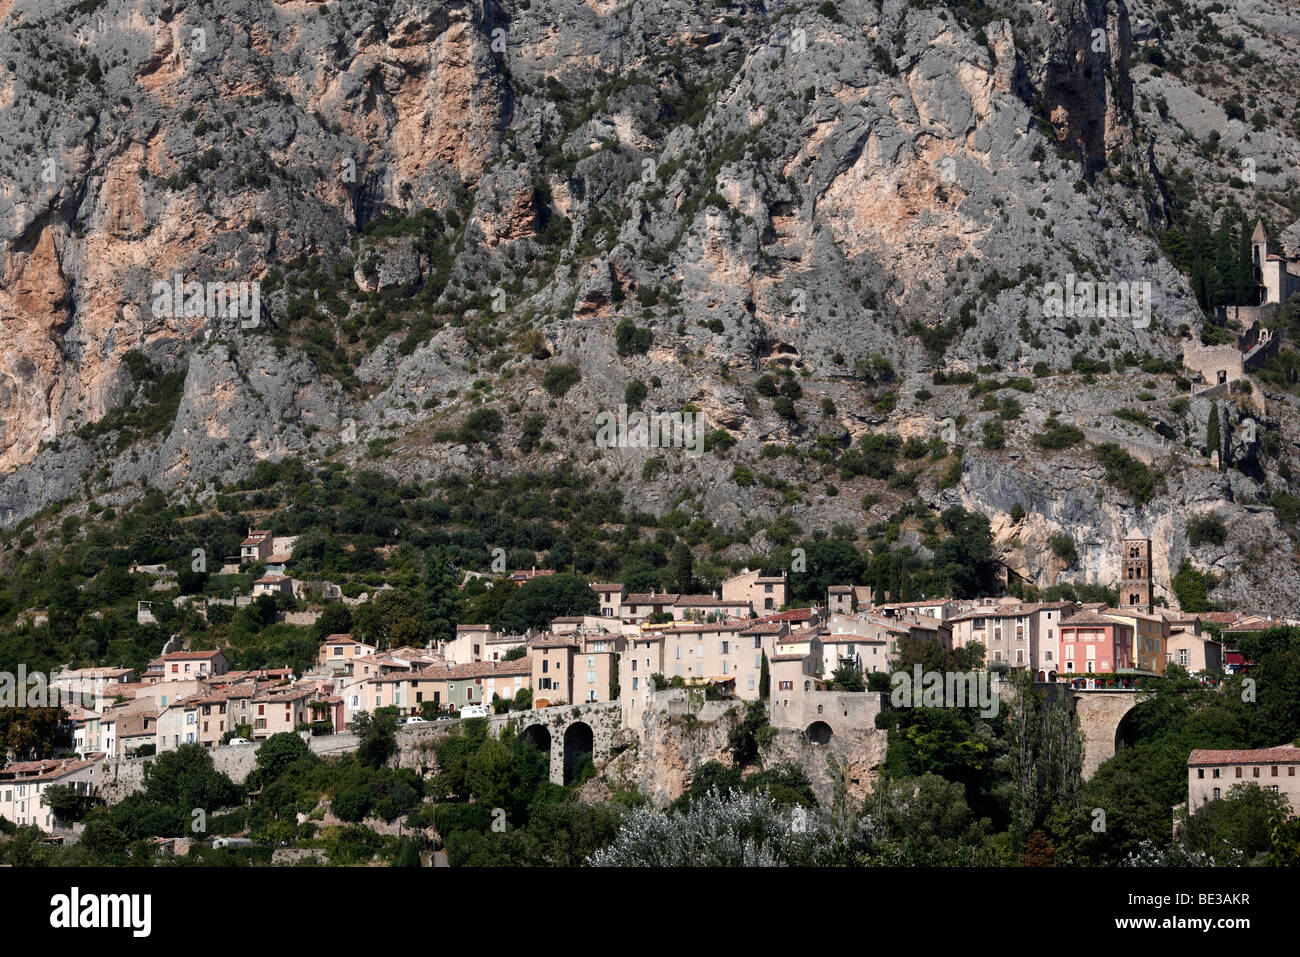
1186 783 1290 863
40 783 94 824
255 732 313 782
352 708 399 768
671 542 695 594
499 573 599 633
1171 559 1216 612
831 664 864 692
141 744 242 812
352 589 426 649
423 548 461 645
311 603 354 642
615 318 652 357
728 701 772 768
0 708 68 760
864 774 992 864
1207 400 1221 463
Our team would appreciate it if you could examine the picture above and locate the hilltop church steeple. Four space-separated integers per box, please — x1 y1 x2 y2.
1252 219 1269 267
1120 534 1152 613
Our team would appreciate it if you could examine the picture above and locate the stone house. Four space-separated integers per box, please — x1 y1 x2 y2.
591 582 626 619
160 650 229 683
1058 611 1133 675
1189 744 1300 814
252 574 294 598
240 529 274 564
656 621 768 698
619 591 681 625
721 568 788 613
251 685 316 739
1161 613 1223 674
0 756 104 832
948 601 1074 676
671 595 754 622
317 635 378 670
826 585 855 616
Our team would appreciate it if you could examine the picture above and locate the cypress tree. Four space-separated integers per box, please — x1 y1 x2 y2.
1212 215 1234 307
1235 212 1255 305
423 548 461 644
759 651 770 699
1207 401 1221 465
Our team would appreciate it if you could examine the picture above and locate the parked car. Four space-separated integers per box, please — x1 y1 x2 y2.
228 737 250 745
402 716 428 726
434 715 455 722
459 704 489 718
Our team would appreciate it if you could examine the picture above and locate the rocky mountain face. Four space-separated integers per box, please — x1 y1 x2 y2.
2 0 1300 611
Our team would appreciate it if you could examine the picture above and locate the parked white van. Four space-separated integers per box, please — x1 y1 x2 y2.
459 704 489 718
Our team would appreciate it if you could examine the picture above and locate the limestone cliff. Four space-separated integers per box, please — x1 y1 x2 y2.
3 0 1300 611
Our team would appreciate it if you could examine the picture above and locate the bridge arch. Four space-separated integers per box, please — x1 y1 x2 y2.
520 723 551 752
804 720 833 745
562 721 594 784
1068 689 1147 779
1114 706 1142 755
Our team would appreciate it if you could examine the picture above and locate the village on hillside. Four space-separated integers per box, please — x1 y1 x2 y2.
6 525 1297 854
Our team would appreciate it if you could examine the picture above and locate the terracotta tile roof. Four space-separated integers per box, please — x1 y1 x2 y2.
0 755 104 782
531 635 580 649
675 595 748 607
192 682 257 703
1060 612 1129 627
660 621 745 634
252 685 316 703
770 654 808 663
898 616 944 630
163 650 226 661
1221 616 1279 633
56 666 135 679
948 605 1036 623
590 583 624 592
782 625 827 642
386 647 441 663
1189 744 1300 766
623 593 681 604
752 608 818 624
1200 612 1245 624
104 682 151 696
740 622 787 635
217 669 290 683
510 568 556 581
412 658 533 681
827 585 854 594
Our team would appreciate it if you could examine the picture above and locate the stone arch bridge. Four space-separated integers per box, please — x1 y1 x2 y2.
397 701 622 785
1057 687 1150 780
508 702 621 785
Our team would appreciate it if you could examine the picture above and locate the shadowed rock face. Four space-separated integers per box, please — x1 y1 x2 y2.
2 0 1300 610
